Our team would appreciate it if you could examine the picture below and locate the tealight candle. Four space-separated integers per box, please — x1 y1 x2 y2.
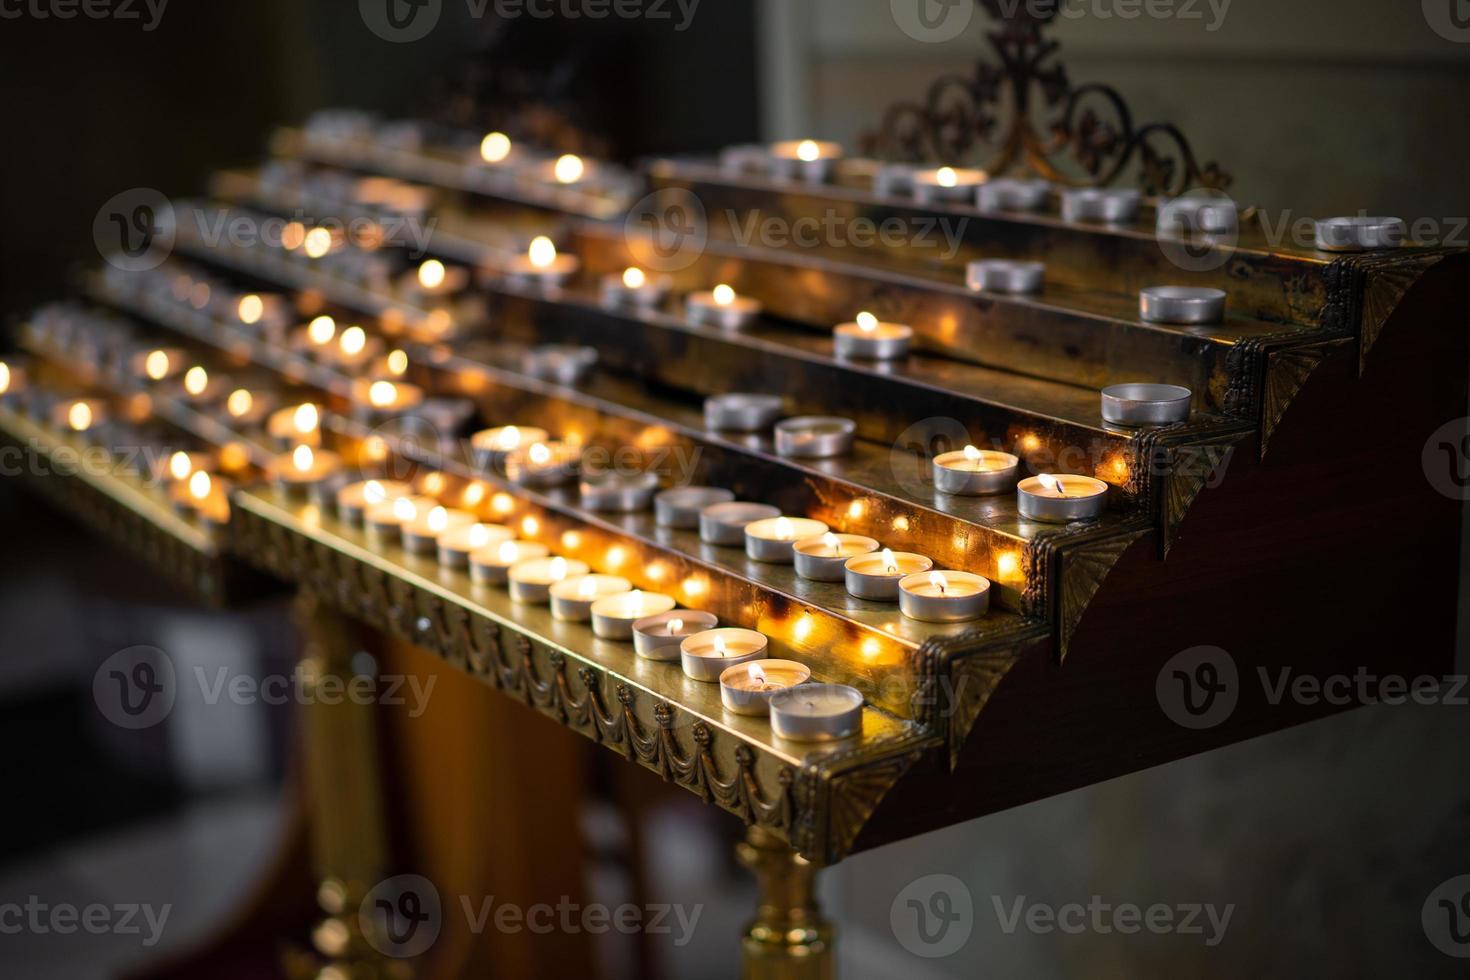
744 516 830 564
872 161 922 197
1100 383 1192 426
591 590 677 640
769 684 864 741
833 312 913 361
977 178 1052 213
133 347 185 382
1139 286 1227 325
223 387 273 427
470 539 551 586
686 284 761 330
331 325 382 370
364 495 439 540
407 258 468 297
768 139 842 183
471 425 551 471
478 131 514 165
505 441 579 487
179 470 232 532
898 570 992 623
792 532 880 582
719 660 813 716
58 398 104 436
337 479 414 525
179 366 227 405
774 416 856 459
932 446 1021 496
436 522 514 569
505 236 580 292
0 360 27 402
704 393 783 432
1157 197 1236 236
550 574 632 622
680 628 769 682
508 556 590 604
156 449 216 485
600 267 670 310
966 259 1045 295
1061 188 1141 224
401 505 476 555
267 403 322 449
271 444 341 499
631 610 719 661
351 378 425 417
545 153 591 187
654 486 735 528
579 471 661 513
699 501 780 546
521 344 598 386
298 315 338 357
844 549 934 601
912 166 985 204
1315 216 1406 252
1017 473 1109 523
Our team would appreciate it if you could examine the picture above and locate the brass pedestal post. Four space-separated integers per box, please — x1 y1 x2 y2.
737 826 834 980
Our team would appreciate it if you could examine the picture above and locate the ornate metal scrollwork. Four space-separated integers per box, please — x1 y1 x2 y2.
862 0 1232 196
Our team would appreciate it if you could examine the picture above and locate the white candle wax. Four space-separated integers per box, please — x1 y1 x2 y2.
437 522 515 569
400 506 476 555
769 684 864 741
898 570 992 623
744 516 830 564
792 532 881 582
680 628 769 682
719 659 813 716
469 540 551 586
844 549 934 601
337 479 414 525
508 556 590 604
550 574 632 622
590 590 677 640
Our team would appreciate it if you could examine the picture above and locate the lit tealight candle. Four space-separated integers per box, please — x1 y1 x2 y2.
57 399 103 435
333 325 381 369
590 589 676 640
774 416 856 459
550 153 587 185
351 378 425 417
932 445 1021 496
224 387 272 427
180 366 225 404
173 470 231 531
479 131 513 164
680 628 769 682
436 522 515 569
401 505 476 555
769 684 864 741
471 425 552 471
768 139 842 183
469 539 551 586
600 266 670 310
336 479 414 525
720 660 812 717
686 283 761 330
744 516 829 564
549 573 632 622
844 548 934 601
408 258 467 297
898 570 991 623
0 359 26 402
135 347 184 382
505 236 580 292
158 449 215 485
267 403 323 449
505 440 579 487
272 444 342 499
699 501 780 546
1017 473 1109 523
792 532 880 582
364 494 437 540
833 311 912 361
912 166 985 204
631 610 720 661
302 315 337 355
508 556 591 604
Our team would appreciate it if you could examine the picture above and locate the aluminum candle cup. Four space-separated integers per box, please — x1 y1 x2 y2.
364 495 438 541
767 140 842 183
336 479 413 525
349 379 425 419
899 570 992 623
704 393 784 432
504 238 580 292
401 506 476 555
966 259 1045 295
590 590 677 640
1100 384 1193 426
932 447 1021 496
719 144 769 175
1314 216 1406 252
911 167 985 204
744 517 829 564
632 610 719 661
505 441 579 487
1157 197 1236 236
600 268 670 310
1061 188 1141 224
719 660 813 716
550 574 632 622
679 628 769 682
699 501 780 546
1017 474 1109 523
833 314 913 360
872 162 921 197
655 486 735 528
471 425 551 471
579 472 661 513
53 399 105 436
686 287 762 330
437 522 515 569
469 540 550 586
1139 286 1227 325
844 550 933 601
522 345 597 385
792 533 880 582
508 556 590 604
768 684 864 741
977 178 1052 213
775 417 856 459
270 446 341 501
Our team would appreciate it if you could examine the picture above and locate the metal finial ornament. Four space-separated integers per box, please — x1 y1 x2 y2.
862 0 1233 196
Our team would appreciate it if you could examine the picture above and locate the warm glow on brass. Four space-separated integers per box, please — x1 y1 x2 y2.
422 472 446 496
793 615 815 643
144 349 171 381
681 575 708 599
462 482 486 507
491 492 515 516
606 545 628 568
561 530 583 550
237 294 264 324
521 516 540 537
997 551 1020 578
847 499 867 520
861 637 882 659
480 131 512 163
189 282 211 309
282 222 306 251
362 435 388 461
892 516 910 532
1020 432 1041 453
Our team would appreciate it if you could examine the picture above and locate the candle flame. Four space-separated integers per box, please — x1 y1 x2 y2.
855 311 878 333
549 556 568 580
748 662 768 687
468 524 492 548
964 444 982 462
553 154 585 184
226 389 253 418
363 480 386 505
491 492 515 515
713 634 728 657
368 381 397 408
712 283 736 307
498 540 520 563
184 367 208 396
937 166 958 188
293 403 319 433
823 532 840 555
339 326 366 357
520 515 539 537
393 496 418 522
418 259 446 290
796 140 820 162
881 548 898 574
307 315 336 346
528 236 557 269
1037 473 1066 497
292 445 315 473
169 451 193 481
773 516 794 540
303 227 332 259
426 506 449 533
0 362 9 394
462 482 486 506
480 131 511 163
622 267 646 289
237 294 264 324
68 402 92 431
929 571 948 594
386 349 408 375
528 442 552 465
145 349 171 380
188 470 211 501
578 577 599 599
667 617 683 635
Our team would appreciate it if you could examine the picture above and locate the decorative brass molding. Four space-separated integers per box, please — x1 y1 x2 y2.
1023 518 1152 661
1131 419 1254 554
788 732 932 865
862 0 1231 195
1319 248 1461 375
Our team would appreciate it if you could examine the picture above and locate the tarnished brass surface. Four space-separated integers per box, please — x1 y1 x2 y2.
738 826 832 980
